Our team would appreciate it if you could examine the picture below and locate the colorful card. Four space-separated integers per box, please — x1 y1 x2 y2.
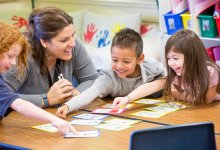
143 105 179 113
104 118 141 126
134 99 165 105
130 110 168 118
101 103 133 109
157 102 188 109
64 130 100 138
92 108 126 114
32 123 58 132
70 119 103 126
96 123 131 131
72 113 109 120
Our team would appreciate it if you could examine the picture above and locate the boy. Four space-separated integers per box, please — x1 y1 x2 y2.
56 28 166 118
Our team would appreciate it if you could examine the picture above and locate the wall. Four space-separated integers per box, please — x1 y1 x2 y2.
34 0 159 23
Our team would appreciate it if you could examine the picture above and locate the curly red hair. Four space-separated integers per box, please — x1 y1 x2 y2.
0 22 29 75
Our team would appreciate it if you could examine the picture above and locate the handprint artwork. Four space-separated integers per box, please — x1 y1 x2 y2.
111 23 125 35
11 16 28 31
84 23 98 43
96 29 111 48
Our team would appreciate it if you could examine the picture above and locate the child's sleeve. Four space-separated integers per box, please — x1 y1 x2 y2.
65 71 114 112
143 59 167 77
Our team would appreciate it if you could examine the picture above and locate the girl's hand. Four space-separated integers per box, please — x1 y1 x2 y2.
47 79 74 106
51 117 77 135
113 96 130 109
56 104 69 118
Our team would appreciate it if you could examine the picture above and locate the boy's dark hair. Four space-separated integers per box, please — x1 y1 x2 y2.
111 28 143 58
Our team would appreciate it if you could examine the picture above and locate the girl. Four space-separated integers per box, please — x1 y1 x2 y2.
0 22 76 135
164 29 220 104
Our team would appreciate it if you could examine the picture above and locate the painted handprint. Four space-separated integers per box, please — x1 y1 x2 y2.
11 16 28 31
140 24 153 35
111 23 126 35
97 29 111 48
84 23 98 43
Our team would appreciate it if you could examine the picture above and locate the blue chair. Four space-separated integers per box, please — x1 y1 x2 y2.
129 122 216 150
0 142 30 150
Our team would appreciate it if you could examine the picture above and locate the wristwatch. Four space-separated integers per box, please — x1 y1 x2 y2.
42 93 49 107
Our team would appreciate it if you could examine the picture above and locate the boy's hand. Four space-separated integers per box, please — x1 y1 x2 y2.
56 104 69 118
113 96 130 109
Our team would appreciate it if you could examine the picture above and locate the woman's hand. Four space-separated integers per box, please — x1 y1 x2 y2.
47 79 74 106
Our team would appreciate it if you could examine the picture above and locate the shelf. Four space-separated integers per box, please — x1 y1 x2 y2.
162 33 220 47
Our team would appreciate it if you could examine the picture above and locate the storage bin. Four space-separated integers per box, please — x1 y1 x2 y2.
213 46 220 65
181 12 192 29
206 47 216 61
198 14 218 37
215 17 220 37
163 10 186 35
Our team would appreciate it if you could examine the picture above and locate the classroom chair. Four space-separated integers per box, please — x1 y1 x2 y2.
129 122 216 150
0 142 30 150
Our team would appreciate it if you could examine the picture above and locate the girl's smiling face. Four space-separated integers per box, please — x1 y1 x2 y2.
167 50 184 76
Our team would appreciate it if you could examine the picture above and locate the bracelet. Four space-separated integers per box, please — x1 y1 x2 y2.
42 93 49 108
126 95 131 104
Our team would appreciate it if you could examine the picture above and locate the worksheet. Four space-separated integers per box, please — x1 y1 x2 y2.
32 123 58 132
104 118 141 126
72 113 109 120
130 110 169 118
92 108 126 114
101 103 133 109
70 119 103 126
96 123 131 131
64 130 100 138
134 99 165 105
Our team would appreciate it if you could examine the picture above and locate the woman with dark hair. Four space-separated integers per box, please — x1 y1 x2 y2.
0 22 76 135
3 7 98 108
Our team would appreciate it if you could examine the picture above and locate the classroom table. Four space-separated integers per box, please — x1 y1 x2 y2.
0 108 161 150
1 98 220 149
81 98 220 133
79 98 220 149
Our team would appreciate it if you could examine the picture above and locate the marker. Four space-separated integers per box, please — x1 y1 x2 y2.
58 73 64 80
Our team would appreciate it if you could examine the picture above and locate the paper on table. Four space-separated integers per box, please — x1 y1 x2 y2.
64 130 100 138
96 123 131 131
32 123 58 132
134 99 165 105
104 118 141 126
70 119 103 126
92 108 126 114
72 113 109 120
